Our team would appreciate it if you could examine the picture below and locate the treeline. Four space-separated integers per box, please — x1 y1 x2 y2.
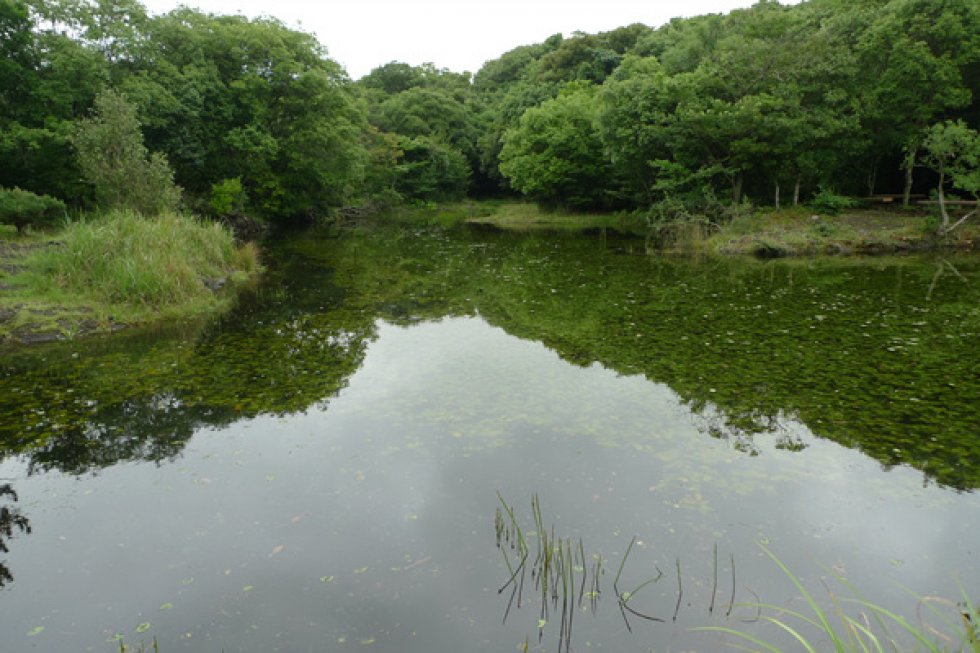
1 0 979 225
469 0 980 220
1 0 371 222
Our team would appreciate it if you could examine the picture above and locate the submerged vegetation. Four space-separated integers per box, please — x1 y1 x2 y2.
0 1 977 651
0 224 977 651
3 226 978 484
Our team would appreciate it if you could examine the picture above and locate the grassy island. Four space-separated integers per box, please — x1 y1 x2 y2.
0 211 260 345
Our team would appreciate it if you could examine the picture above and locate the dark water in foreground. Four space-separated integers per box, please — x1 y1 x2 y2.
1 225 979 652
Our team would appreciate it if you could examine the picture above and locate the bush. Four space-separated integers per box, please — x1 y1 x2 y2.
209 177 247 218
0 187 66 233
393 136 471 201
72 90 181 216
808 187 857 215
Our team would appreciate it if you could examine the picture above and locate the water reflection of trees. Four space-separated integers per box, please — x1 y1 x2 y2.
0 266 375 477
322 228 980 491
0 484 31 588
0 254 375 587
1 226 979 492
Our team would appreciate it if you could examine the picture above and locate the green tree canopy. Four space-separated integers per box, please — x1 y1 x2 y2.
72 88 180 214
499 84 613 209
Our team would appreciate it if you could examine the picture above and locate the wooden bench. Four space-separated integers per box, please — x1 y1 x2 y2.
862 194 927 204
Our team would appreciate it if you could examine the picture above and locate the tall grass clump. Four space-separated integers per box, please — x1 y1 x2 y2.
29 210 260 310
697 545 980 653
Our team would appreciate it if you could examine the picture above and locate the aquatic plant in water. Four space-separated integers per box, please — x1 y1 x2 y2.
696 546 980 653
496 496 979 653
495 493 742 652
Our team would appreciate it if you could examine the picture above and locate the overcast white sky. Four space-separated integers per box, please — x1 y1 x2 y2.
139 1 794 79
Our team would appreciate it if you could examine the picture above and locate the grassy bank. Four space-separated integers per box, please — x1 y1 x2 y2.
700 206 980 257
0 210 261 344
374 200 647 234
374 200 980 257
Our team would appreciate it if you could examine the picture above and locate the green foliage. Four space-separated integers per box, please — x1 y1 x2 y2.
4 0 980 221
0 187 66 233
357 61 484 198
393 135 471 202
72 89 181 215
921 120 980 192
28 210 259 308
597 55 707 206
807 188 858 215
208 177 246 219
119 9 369 220
499 85 613 209
920 119 980 234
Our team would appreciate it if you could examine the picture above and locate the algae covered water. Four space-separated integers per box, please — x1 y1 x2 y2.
1 224 978 652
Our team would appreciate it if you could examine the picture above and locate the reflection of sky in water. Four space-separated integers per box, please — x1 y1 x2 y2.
0 317 977 652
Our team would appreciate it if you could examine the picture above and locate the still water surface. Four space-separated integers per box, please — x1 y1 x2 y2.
1 225 978 652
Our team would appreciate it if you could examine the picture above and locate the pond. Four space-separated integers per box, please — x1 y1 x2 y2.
1 224 979 652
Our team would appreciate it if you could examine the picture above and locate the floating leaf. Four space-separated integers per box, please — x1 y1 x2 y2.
360 637 376 645
270 544 285 556
320 576 335 583
243 585 254 592
159 602 173 611
135 622 151 634
354 566 369 574
537 619 547 629
27 626 44 637
266 474 276 482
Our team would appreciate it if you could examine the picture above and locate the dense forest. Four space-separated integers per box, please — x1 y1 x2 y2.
1 0 979 227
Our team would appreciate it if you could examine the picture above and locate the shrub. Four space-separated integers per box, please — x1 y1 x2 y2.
72 90 181 216
0 187 66 233
808 187 858 216
209 177 247 218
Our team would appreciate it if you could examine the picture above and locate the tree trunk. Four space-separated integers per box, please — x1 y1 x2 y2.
774 179 780 209
732 173 744 205
793 175 801 206
938 165 950 236
903 146 916 208
867 158 879 197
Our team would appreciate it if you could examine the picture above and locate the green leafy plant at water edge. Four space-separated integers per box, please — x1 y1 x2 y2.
697 545 980 653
